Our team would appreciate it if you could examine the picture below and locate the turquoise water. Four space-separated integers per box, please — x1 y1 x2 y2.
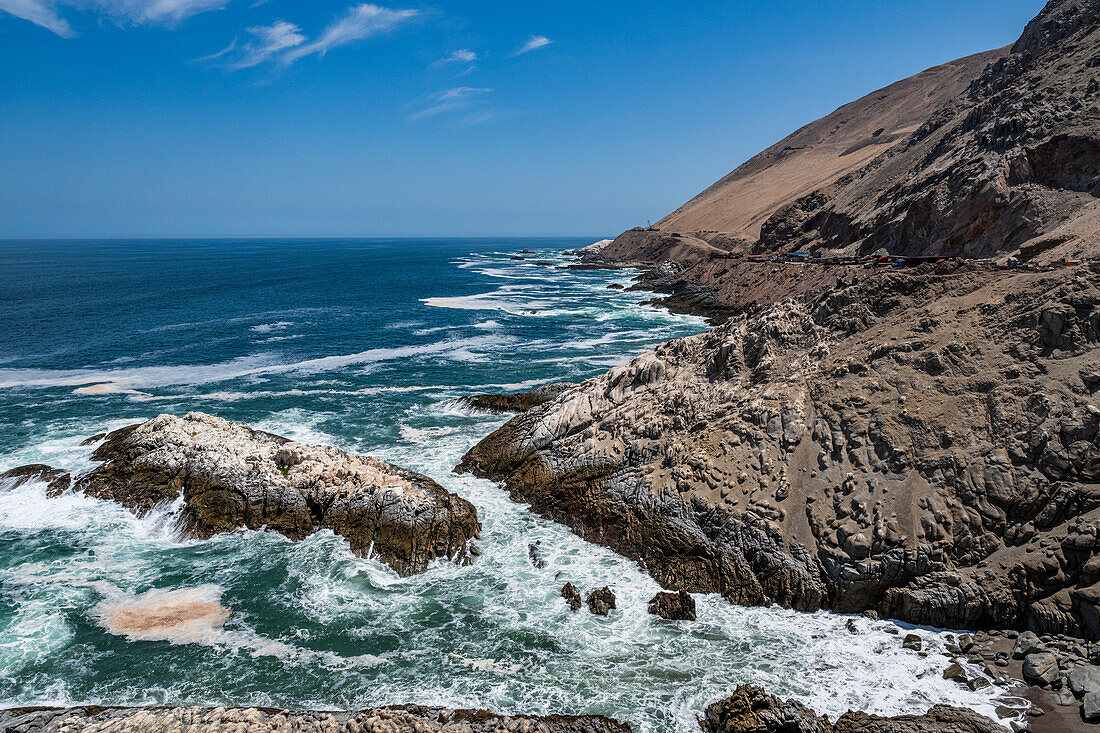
0 239 1013 731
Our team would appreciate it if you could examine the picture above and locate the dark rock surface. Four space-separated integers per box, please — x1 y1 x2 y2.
647 590 697 621
561 583 583 611
460 384 579 414
529 540 548 568
585 586 616 616
0 464 71 494
0 705 631 733
24 412 481 576
700 685 1007 733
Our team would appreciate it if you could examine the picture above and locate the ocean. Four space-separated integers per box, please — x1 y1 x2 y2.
0 238 1014 731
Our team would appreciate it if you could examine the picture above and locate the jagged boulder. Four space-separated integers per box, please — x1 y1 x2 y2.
1022 652 1060 687
701 685 829 733
0 464 70 494
561 583 583 611
34 412 480 576
1067 664 1100 698
586 587 616 616
648 590 697 621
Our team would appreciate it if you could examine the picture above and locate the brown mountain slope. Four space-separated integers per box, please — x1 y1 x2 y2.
657 47 1009 241
594 0 1100 277
761 0 1100 262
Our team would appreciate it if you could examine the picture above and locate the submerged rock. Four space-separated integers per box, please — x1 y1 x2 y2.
0 706 631 733
586 586 616 616
0 464 71 494
460 383 579 414
529 540 548 569
700 685 1008 733
60 412 480 576
647 590 696 621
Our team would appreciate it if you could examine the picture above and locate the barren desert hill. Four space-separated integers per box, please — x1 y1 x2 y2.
593 0 1100 271
656 46 1010 243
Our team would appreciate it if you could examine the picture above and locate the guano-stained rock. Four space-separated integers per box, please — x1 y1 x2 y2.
61 412 480 576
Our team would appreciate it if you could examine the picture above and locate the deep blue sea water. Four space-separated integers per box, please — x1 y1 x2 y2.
0 239 1014 731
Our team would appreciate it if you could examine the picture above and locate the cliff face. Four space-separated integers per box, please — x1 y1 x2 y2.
600 0 1100 270
461 264 1100 636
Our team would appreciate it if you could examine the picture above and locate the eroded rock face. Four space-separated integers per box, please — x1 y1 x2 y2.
586 587 616 616
700 686 829 733
0 706 631 733
460 266 1100 636
68 412 480 576
700 686 1007 733
648 590 697 621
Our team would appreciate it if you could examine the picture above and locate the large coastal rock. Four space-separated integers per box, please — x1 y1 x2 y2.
0 705 630 733
460 265 1100 635
47 412 479 576
700 686 1007 733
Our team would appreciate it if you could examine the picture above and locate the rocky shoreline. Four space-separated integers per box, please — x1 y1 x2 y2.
460 264 1100 633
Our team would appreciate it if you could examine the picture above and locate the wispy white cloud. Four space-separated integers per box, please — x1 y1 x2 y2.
0 0 234 35
437 48 476 64
411 86 492 120
203 19 304 69
93 0 232 24
282 3 417 64
0 0 74 35
514 35 550 56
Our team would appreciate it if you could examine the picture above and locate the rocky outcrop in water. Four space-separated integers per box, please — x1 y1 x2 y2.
586 587 616 616
700 686 1007 733
12 412 481 576
460 265 1100 636
0 706 630 733
561 582 583 611
648 590 696 621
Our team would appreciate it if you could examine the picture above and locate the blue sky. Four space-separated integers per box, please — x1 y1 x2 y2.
0 0 1044 238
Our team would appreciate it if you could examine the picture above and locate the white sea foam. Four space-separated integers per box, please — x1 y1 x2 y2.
251 321 294 334
0 335 510 392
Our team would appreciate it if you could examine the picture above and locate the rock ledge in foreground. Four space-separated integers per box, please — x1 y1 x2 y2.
0 705 630 733
700 685 1008 733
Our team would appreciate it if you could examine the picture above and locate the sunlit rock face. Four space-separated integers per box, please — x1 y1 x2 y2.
462 265 1100 636
72 412 481 575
